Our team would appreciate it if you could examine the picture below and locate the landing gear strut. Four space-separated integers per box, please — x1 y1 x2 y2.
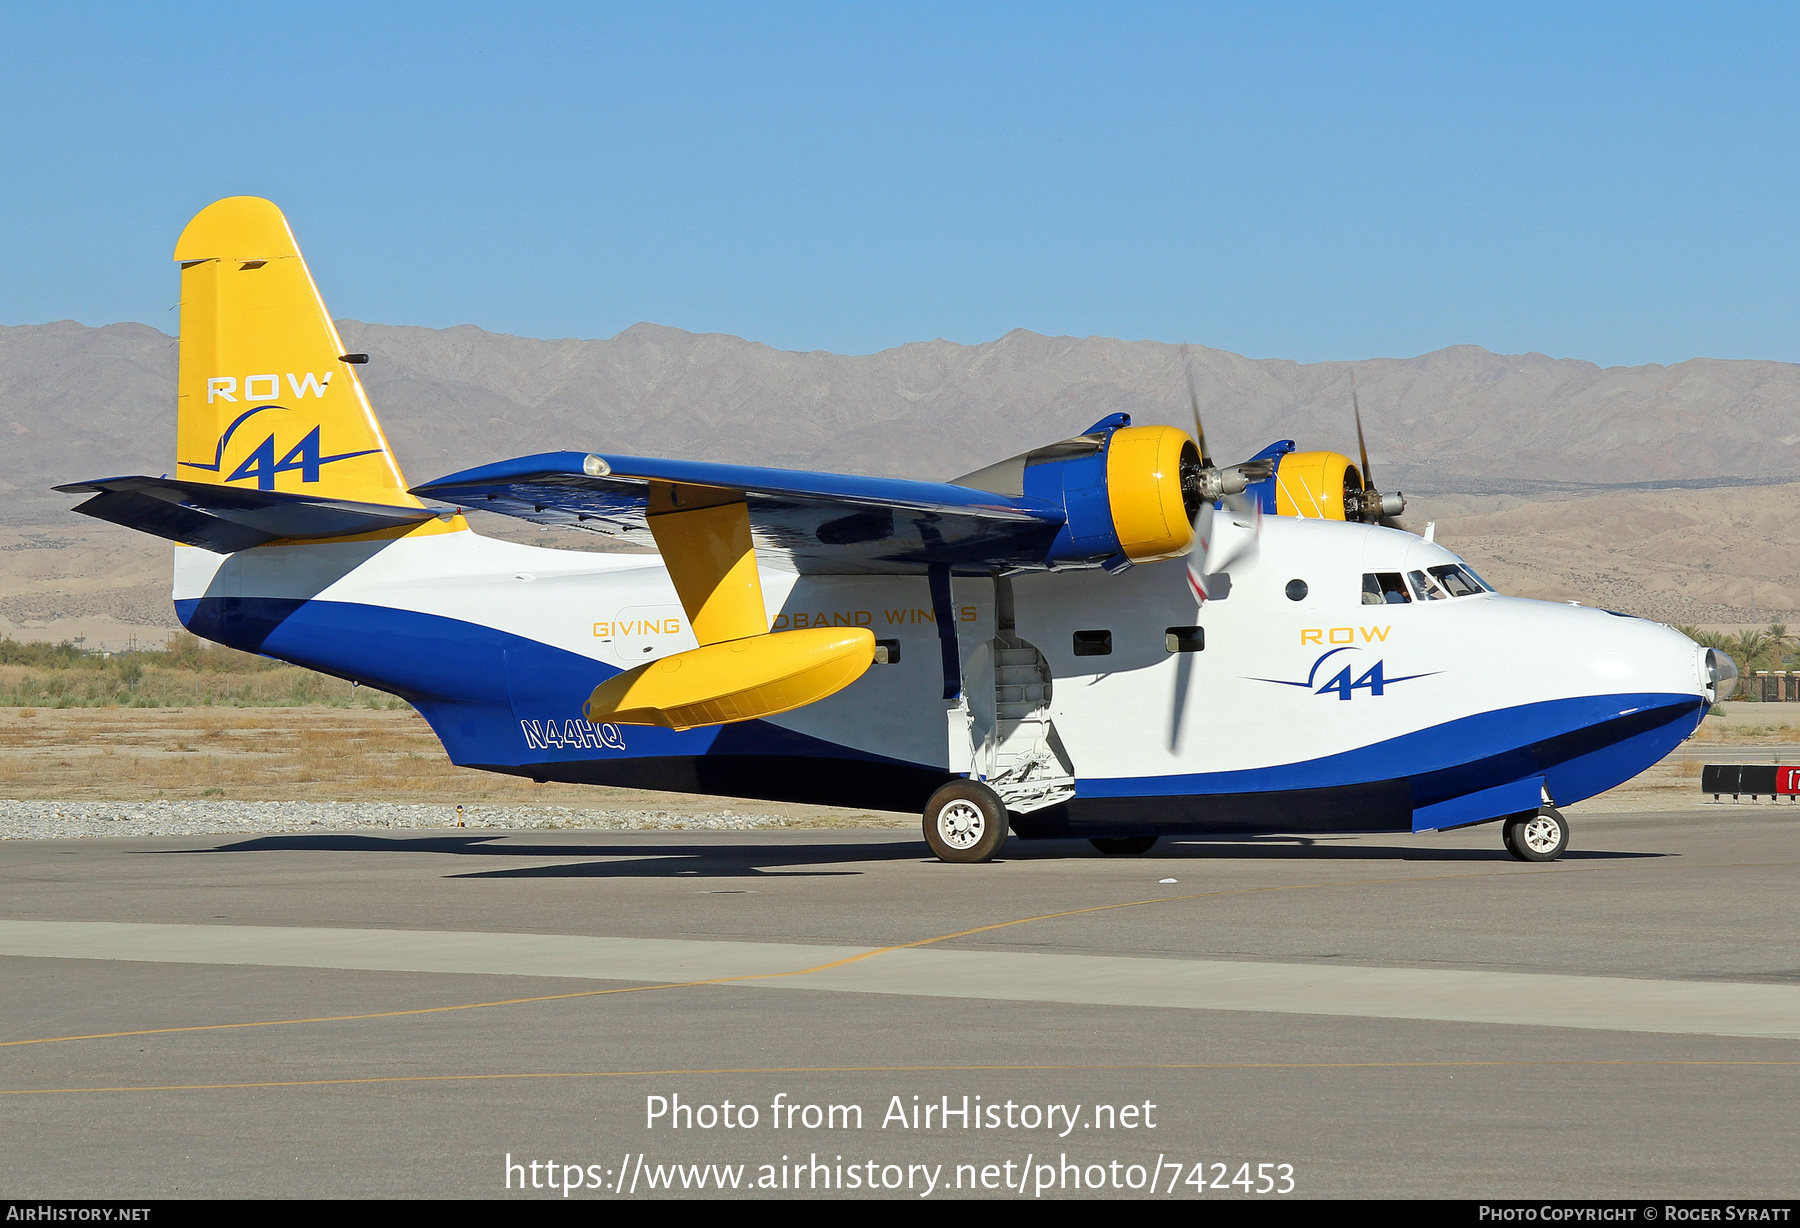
1502 806 1570 862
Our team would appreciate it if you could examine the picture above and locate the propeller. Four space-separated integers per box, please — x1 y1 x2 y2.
1180 348 1266 604
1180 347 1275 511
1185 351 1213 470
1173 349 1266 748
1346 372 1407 528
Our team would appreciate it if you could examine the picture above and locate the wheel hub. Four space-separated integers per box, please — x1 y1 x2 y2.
937 800 986 850
1522 815 1561 854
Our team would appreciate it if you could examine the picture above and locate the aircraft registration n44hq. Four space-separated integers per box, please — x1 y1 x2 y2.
58 198 1737 863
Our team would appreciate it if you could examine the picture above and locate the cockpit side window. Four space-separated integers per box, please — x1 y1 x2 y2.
1362 572 1410 605
1408 569 1448 601
1428 564 1485 597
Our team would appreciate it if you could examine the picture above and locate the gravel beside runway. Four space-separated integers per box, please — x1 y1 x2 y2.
0 798 795 840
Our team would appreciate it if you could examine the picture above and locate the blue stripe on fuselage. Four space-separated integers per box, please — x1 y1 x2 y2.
1078 691 1703 813
176 595 1701 822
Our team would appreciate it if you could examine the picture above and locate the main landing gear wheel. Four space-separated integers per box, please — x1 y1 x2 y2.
1503 806 1570 862
1090 836 1158 855
923 780 1009 864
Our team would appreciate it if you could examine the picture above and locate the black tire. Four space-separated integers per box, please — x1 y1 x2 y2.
923 780 1009 864
1090 836 1158 856
1503 807 1570 862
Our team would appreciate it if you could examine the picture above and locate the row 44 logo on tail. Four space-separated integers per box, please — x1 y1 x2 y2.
1251 647 1438 701
179 404 383 490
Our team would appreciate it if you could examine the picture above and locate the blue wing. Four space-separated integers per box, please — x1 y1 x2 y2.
411 451 1069 575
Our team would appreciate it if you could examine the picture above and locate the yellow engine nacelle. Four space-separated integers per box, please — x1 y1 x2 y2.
1273 450 1364 520
1105 425 1203 562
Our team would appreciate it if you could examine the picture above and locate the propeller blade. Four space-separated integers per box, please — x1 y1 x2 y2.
1184 346 1213 470
1351 370 1373 496
1202 492 1261 576
1186 497 1214 603
1348 371 1409 527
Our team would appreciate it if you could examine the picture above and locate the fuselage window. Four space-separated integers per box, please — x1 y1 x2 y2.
1073 629 1112 657
1408 569 1449 601
1362 572 1410 605
1428 564 1485 597
1165 626 1204 652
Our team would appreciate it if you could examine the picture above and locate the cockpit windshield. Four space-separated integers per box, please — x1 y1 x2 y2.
1428 564 1487 596
1456 564 1495 592
1407 564 1489 601
1408 570 1444 600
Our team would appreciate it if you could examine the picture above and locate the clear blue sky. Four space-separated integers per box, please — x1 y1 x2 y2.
3 1 1796 366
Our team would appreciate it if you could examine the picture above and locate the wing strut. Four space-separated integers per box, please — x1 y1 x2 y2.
646 482 768 645
928 565 961 701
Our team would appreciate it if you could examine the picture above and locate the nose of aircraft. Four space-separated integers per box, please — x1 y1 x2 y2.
1555 609 1709 703
1517 607 1713 808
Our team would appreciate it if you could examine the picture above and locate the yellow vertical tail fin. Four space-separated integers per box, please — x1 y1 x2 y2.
173 197 419 508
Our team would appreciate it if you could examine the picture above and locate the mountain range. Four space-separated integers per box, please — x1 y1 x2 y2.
4 319 1799 517
2 318 1797 645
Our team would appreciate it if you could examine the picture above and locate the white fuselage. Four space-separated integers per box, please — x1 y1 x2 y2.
172 515 1711 836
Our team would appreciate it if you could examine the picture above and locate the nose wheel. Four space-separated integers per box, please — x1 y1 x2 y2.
1503 806 1570 862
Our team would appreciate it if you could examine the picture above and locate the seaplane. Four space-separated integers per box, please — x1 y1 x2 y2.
57 198 1735 863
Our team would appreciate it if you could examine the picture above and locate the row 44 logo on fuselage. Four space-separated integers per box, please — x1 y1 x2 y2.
1300 625 1391 645
521 718 626 752
1251 647 1438 701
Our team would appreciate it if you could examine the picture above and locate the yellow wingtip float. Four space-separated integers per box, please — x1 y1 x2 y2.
582 479 876 728
584 627 877 731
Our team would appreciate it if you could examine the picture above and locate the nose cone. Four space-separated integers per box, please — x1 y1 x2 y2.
1702 646 1738 701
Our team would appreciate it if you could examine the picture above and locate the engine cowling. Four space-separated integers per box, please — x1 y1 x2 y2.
954 414 1203 569
1233 441 1368 522
1103 425 1203 562
1272 449 1362 520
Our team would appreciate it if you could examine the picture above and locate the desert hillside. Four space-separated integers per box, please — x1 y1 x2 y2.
2 318 1796 646
6 318 1800 515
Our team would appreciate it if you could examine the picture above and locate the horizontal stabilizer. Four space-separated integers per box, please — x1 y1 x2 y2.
413 451 1065 575
56 476 439 554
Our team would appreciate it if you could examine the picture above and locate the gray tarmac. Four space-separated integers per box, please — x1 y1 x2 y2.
1 805 1797 1200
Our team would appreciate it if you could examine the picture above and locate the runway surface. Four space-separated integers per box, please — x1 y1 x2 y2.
2 806 1796 1199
